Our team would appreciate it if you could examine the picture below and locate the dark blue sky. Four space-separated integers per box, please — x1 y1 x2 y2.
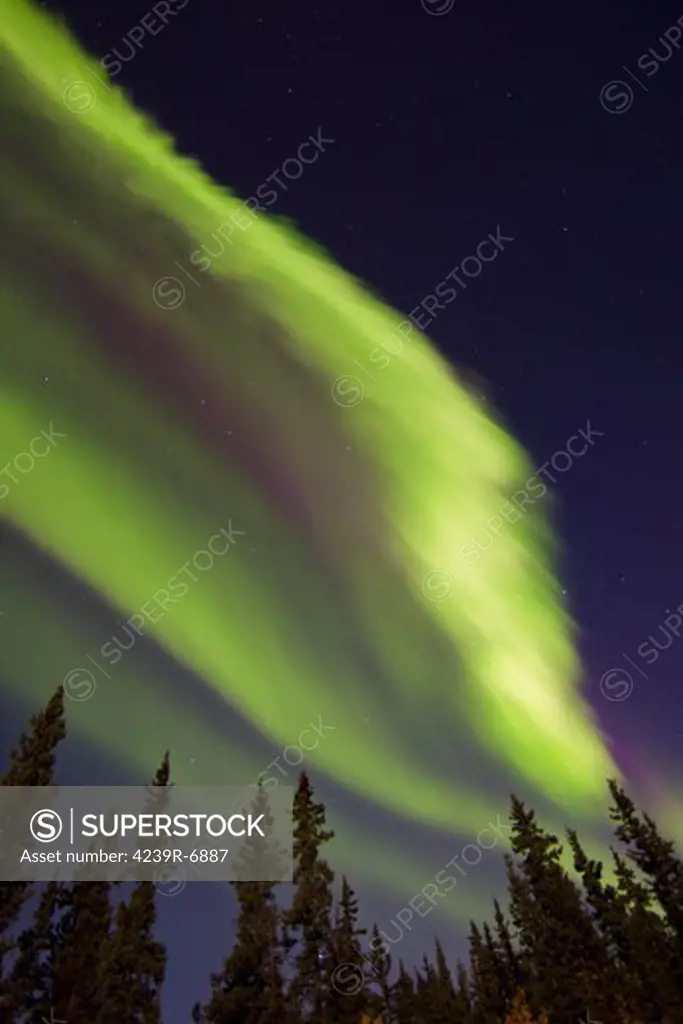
4 0 683 1018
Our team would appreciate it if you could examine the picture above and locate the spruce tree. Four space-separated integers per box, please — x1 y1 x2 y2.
197 782 288 1024
0 688 66 789
613 843 681 1020
483 920 516 1012
100 881 166 1024
8 752 169 1023
608 778 683 943
468 921 507 1023
391 961 418 1024
413 937 458 1022
49 876 113 1020
5 871 113 1022
414 954 436 1016
2 881 61 1023
613 848 683 1022
452 959 474 1022
0 687 66 1018
325 876 371 1024
99 752 171 1023
367 922 393 1019
282 771 335 1023
504 795 617 1022
492 898 521 998
0 689 66 927
567 828 666 1021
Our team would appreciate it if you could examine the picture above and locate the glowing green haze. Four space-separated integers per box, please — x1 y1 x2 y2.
1 0 650 931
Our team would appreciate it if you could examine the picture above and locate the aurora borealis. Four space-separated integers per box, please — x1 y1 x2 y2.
1 0 681 998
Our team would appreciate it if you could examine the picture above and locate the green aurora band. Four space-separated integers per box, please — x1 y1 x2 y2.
2 0 679 930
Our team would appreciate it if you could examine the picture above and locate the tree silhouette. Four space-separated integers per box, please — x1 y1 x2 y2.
2 690 683 1023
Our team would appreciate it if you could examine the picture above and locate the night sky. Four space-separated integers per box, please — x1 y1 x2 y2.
2 0 682 1019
